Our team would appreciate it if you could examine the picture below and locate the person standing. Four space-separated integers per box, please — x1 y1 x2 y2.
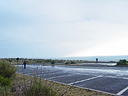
96 58 98 63
23 61 27 69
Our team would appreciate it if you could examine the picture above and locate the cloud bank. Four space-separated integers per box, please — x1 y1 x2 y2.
1 0 128 58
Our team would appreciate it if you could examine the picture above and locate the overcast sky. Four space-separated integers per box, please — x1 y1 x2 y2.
1 0 128 58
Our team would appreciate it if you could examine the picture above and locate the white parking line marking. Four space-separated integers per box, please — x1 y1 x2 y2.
68 75 102 85
47 74 75 80
116 86 128 95
44 73 81 80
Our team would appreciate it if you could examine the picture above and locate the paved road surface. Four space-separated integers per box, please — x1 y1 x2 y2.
16 64 128 96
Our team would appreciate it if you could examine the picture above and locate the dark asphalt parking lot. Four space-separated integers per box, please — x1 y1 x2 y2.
16 64 128 96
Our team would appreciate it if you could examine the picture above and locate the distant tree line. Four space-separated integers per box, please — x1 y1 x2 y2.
0 58 77 65
0 58 118 65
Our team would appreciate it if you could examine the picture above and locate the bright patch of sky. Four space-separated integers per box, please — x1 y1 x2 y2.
0 0 128 58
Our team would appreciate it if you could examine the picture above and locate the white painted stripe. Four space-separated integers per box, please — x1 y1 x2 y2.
37 72 72 76
47 74 76 80
44 73 81 80
47 77 116 96
116 86 128 95
68 75 102 85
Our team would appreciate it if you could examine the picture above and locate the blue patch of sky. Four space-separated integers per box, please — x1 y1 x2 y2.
0 8 35 28
0 40 59 58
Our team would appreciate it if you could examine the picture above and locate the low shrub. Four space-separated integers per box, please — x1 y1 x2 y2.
51 60 55 64
71 61 76 64
0 61 17 78
117 59 127 65
0 76 11 86
65 61 76 64
27 80 58 96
